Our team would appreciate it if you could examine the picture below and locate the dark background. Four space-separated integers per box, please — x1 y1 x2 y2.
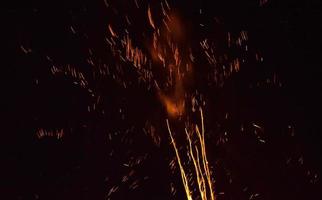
3 0 322 199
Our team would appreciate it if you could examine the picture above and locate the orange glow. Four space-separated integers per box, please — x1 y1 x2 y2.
160 94 184 118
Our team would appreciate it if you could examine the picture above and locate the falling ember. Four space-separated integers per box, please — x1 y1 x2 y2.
108 24 118 38
167 108 215 200
147 5 156 30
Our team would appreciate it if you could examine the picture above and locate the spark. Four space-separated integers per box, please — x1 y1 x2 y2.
134 0 139 8
36 128 64 139
20 45 32 54
147 5 156 29
108 24 118 38
167 108 215 200
124 34 147 68
167 119 193 200
70 26 76 34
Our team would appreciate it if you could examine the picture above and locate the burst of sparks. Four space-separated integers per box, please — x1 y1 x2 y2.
27 0 318 199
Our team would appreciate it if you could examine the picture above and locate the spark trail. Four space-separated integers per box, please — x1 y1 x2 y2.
167 108 215 200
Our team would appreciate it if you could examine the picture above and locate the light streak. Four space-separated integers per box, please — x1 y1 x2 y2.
108 24 118 38
148 5 156 29
167 108 215 200
36 128 64 139
124 34 147 68
167 119 193 200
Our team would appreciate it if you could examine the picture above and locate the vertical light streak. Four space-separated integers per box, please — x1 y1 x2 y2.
167 108 215 200
167 119 193 200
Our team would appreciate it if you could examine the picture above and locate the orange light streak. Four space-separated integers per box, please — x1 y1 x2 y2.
167 108 216 200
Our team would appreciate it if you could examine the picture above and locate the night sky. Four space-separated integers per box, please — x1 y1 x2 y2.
3 0 322 199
